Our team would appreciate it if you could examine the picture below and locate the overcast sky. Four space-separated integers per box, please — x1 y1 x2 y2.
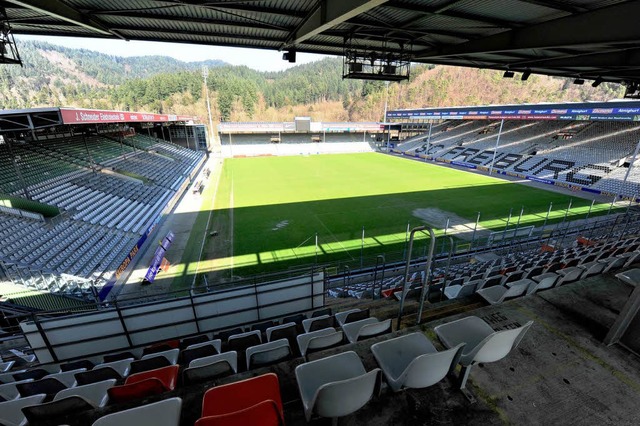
17 35 327 72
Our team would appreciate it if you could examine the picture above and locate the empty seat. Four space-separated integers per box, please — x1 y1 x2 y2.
0 360 15 374
17 377 67 399
335 308 370 326
128 355 171 375
60 359 95 372
215 327 244 342
295 351 381 422
75 358 133 385
434 316 534 389
302 315 334 333
196 373 283 426
141 348 179 365
142 340 179 357
476 279 532 305
180 334 210 350
103 351 137 363
0 393 46 426
297 328 344 359
527 274 559 295
43 368 86 387
342 318 393 344
22 379 116 423
107 365 179 403
0 379 33 401
371 332 464 392
246 339 292 370
183 352 238 386
443 279 482 300
13 368 49 382
195 400 281 426
182 343 220 366
555 266 583 285
227 330 261 371
251 320 276 333
92 397 182 426
311 308 332 318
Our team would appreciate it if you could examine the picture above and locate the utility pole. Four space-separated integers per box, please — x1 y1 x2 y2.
202 66 216 151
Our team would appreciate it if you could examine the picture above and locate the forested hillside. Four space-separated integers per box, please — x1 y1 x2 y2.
0 40 626 122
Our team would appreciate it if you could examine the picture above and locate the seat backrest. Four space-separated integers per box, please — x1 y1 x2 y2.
92 397 182 426
75 367 122 386
306 316 334 332
61 359 95 372
107 378 167 404
266 322 297 342
216 327 244 343
343 309 370 325
183 352 237 385
182 345 218 366
282 313 306 325
201 373 282 419
180 334 210 350
129 356 171 375
311 307 332 318
103 351 136 363
251 320 275 333
314 369 380 419
23 395 96 423
471 321 534 365
195 400 282 426
125 365 179 390
307 331 344 355
13 368 48 382
402 344 465 389
247 339 292 370
0 393 46 426
17 377 67 398
54 378 116 406
227 330 262 353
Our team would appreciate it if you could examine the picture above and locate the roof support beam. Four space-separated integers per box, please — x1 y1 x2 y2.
507 48 640 70
6 0 116 36
284 0 388 47
414 1 640 59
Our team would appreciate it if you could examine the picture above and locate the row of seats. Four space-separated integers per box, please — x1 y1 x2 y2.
3 311 533 426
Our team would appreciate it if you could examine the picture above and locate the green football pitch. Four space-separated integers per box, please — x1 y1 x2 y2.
191 153 613 282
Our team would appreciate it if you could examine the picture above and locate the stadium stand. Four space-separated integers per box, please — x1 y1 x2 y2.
0 131 205 305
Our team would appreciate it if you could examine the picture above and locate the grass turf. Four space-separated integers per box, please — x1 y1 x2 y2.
197 153 613 280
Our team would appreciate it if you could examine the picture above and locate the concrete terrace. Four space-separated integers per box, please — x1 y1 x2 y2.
35 269 640 426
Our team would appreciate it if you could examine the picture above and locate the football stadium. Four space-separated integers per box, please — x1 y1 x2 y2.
2 1 640 425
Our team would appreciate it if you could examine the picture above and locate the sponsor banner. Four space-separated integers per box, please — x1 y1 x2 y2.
526 176 553 185
451 161 477 169
60 108 198 124
144 231 175 283
98 216 161 301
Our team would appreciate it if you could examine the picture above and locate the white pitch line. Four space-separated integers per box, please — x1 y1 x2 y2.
229 172 235 278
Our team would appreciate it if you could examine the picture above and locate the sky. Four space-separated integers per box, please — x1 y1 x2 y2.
16 35 327 72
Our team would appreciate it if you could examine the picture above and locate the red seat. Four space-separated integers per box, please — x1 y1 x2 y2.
200 373 283 420
195 400 282 426
143 339 180 356
107 365 179 403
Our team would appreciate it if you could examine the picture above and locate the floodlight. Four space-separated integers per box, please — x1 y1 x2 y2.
503 70 514 78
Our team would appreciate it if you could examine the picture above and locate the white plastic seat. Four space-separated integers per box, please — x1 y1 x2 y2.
265 322 298 342
0 393 46 426
8 350 36 364
302 314 332 333
0 360 15 373
371 332 465 392
526 274 559 295
434 316 534 389
297 328 341 358
185 339 222 353
54 378 116 406
334 309 361 326
44 368 86 387
342 318 393 344
183 351 238 385
140 348 179 364
0 378 34 401
555 266 583 285
477 279 532 305
602 256 627 273
295 351 381 422
92 358 134 377
245 338 292 370
0 369 25 384
92 397 182 426
443 279 482 299
578 261 606 279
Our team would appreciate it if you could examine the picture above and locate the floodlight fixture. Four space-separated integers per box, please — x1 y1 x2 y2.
503 70 514 78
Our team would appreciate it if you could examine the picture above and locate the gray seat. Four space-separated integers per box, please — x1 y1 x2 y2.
0 361 15 374
0 393 46 426
0 379 33 401
92 397 182 426
342 318 392 343
295 351 381 422
555 266 583 285
22 379 116 423
246 338 292 370
476 279 532 305
335 309 369 326
443 279 482 299
579 261 606 279
526 274 559 295
182 351 238 385
297 328 343 358
371 332 465 392
434 316 534 389
140 348 179 364
602 256 627 273
302 315 334 333
43 368 86 387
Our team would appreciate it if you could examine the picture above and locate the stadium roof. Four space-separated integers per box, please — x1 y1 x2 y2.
3 1 640 85
0 107 198 132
